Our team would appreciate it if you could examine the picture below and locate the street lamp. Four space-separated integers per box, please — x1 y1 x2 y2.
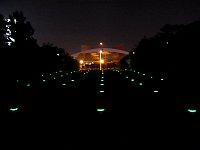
99 50 102 70
79 60 84 70
99 42 103 70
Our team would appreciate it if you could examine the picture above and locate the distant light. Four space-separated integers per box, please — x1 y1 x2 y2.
188 109 196 113
138 72 140 74
100 59 104 64
161 78 164 80
14 19 17 24
133 52 135 54
166 41 168 44
71 80 74 82
126 76 128 78
62 83 66 86
153 90 159 93
143 74 145 76
101 80 104 81
97 108 105 112
131 79 134 81
100 42 103 46
57 53 59 56
100 84 104 85
42 80 46 82
151 76 153 79
27 83 31 87
80 60 84 64
16 80 19 83
10 108 18 111
139 83 142 86
54 77 56 79
100 91 104 92
101 76 104 78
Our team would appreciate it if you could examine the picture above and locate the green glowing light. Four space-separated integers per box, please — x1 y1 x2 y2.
139 83 142 86
143 74 145 75
101 80 104 81
16 80 19 83
100 84 104 85
131 79 134 81
42 80 46 82
97 108 105 112
27 83 31 87
188 109 196 113
10 108 18 111
126 76 128 78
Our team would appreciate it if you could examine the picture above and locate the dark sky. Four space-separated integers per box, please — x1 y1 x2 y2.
1 0 200 54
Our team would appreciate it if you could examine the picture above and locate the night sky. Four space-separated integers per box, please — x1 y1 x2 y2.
1 0 200 54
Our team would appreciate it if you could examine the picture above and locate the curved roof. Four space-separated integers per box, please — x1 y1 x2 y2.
71 48 129 58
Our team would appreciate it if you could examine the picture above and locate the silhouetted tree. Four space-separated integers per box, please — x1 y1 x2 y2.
8 11 38 48
0 14 6 49
40 43 79 72
120 54 130 70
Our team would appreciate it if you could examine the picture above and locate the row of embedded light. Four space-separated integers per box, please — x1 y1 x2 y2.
97 70 105 113
12 70 80 112
126 69 197 114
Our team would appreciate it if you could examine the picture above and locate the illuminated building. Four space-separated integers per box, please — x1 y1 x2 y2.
71 48 129 70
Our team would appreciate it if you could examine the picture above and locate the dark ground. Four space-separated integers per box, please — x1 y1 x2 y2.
1 70 200 149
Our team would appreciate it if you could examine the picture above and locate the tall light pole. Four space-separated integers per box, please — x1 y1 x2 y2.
99 42 103 70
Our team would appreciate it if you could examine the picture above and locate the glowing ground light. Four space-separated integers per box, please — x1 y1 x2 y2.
27 83 31 87
188 109 196 113
10 108 18 111
97 108 105 112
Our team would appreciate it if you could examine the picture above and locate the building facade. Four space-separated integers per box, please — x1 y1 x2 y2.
71 48 129 70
